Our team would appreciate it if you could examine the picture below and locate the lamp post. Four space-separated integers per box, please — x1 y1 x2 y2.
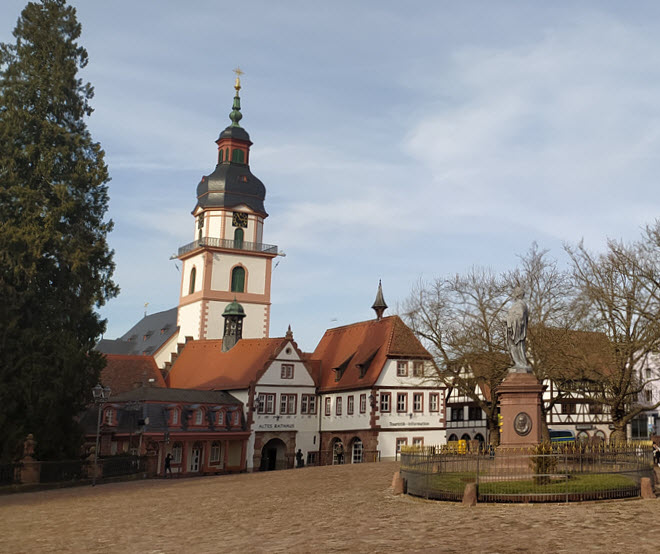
92 383 111 486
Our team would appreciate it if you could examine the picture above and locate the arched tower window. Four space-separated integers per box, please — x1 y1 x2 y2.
234 228 244 247
231 266 245 293
232 148 245 163
218 149 224 163
189 267 196 294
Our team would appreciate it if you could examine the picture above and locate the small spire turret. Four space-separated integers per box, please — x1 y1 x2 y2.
372 279 388 320
229 67 244 127
285 325 293 340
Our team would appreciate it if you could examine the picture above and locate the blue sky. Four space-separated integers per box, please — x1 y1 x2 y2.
2 1 660 351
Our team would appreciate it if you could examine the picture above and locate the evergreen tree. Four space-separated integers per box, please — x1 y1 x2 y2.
0 0 118 460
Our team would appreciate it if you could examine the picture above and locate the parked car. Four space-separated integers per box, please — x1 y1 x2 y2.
549 429 575 444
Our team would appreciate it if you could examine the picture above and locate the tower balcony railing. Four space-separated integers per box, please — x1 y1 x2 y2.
177 237 279 257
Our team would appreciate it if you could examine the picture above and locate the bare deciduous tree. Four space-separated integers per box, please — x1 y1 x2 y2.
565 233 660 442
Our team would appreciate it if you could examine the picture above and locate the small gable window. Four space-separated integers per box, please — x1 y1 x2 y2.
281 364 294 379
189 267 196 294
231 266 245 293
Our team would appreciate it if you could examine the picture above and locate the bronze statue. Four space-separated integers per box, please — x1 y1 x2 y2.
506 287 531 373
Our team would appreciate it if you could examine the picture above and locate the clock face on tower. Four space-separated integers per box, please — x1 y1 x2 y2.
232 212 248 228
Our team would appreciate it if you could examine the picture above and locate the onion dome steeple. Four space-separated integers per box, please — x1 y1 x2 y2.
372 280 388 320
195 68 267 216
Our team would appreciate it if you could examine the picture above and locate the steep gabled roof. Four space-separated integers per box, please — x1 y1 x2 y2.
166 337 312 390
96 307 178 357
312 315 432 392
101 354 166 395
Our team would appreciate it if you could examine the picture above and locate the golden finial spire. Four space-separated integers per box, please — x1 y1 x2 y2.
233 67 244 91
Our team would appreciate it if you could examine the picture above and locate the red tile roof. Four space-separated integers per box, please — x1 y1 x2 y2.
166 337 313 390
101 354 166 396
312 315 433 392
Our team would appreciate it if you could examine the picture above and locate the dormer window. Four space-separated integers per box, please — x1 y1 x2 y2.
171 409 179 425
195 409 203 425
104 409 113 425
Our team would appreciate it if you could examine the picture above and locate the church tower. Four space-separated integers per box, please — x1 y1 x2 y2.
175 71 278 341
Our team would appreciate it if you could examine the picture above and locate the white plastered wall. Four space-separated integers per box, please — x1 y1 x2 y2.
320 392 371 432
210 252 267 295
181 253 205 296
205 300 267 339
378 430 446 460
177 303 202 340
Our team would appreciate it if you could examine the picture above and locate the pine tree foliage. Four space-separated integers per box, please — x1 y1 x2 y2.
0 0 118 460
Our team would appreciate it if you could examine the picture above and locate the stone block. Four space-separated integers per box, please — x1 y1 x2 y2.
641 477 655 499
391 471 405 495
462 483 477 506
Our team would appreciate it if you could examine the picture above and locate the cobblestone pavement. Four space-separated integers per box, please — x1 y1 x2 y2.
1 461 658 553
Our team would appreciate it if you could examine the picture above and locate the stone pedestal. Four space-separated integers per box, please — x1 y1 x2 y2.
19 458 40 485
497 372 544 449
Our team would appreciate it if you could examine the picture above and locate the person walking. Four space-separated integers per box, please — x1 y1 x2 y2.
164 453 173 478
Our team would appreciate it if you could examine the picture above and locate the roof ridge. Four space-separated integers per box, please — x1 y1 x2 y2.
324 315 393 334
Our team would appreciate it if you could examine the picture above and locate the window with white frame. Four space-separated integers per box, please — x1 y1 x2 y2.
396 437 407 452
281 363 294 379
645 389 653 403
257 394 265 413
195 409 203 425
172 442 183 463
347 395 354 415
301 394 317 414
210 441 221 462
325 397 331 416
413 393 423 412
264 394 275 414
360 394 367 413
217 411 224 425
380 392 391 412
397 361 408 377
413 361 424 377
412 437 424 448
171 409 179 425
280 394 297 414
397 393 408 412
429 393 439 412
104 409 113 425
336 397 343 416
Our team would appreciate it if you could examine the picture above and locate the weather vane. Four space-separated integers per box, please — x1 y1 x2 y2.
233 66 244 91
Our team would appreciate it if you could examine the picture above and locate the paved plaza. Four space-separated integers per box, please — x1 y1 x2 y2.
1 461 658 553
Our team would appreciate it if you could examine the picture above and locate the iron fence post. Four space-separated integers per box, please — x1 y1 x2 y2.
565 447 568 503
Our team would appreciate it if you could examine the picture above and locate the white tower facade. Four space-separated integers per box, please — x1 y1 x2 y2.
176 76 278 341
